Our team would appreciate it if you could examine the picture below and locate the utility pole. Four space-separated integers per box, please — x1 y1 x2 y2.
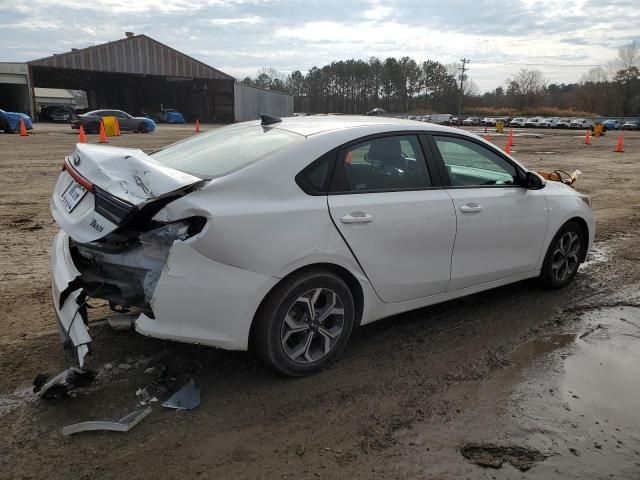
457 58 470 126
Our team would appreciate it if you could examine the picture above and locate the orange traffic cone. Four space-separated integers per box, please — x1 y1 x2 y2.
19 118 28 136
584 129 591 145
115 120 121 136
78 125 87 143
505 143 512 154
507 129 514 146
195 119 201 133
484 133 491 141
99 121 108 143
614 134 624 153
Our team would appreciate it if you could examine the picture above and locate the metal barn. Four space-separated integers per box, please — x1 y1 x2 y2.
25 33 292 123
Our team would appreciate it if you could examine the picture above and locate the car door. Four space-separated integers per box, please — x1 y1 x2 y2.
430 134 549 291
327 134 457 303
112 110 132 130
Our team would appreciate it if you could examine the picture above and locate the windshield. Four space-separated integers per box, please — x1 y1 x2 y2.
151 125 304 178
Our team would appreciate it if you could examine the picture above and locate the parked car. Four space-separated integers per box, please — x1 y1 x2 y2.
538 118 558 128
428 114 453 125
71 109 156 133
50 106 75 123
509 117 527 128
621 120 639 130
0 108 33 133
555 118 572 129
50 115 595 376
569 118 594 129
602 119 621 130
480 117 495 126
462 117 480 126
366 107 386 116
522 118 538 128
153 108 185 124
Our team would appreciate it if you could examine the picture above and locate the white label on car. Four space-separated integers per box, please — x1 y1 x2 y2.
61 180 87 213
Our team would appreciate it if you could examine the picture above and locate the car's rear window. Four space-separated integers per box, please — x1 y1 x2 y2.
151 125 304 178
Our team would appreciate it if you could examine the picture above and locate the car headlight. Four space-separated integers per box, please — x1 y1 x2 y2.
579 195 592 208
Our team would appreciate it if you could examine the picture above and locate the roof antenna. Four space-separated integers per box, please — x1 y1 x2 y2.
261 114 281 126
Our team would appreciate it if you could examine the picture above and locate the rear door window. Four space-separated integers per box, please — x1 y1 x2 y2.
331 135 431 192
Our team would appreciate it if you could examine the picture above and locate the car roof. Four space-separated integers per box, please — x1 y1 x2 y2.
261 115 460 137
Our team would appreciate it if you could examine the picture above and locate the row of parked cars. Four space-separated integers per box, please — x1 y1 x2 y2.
461 116 639 130
42 106 186 125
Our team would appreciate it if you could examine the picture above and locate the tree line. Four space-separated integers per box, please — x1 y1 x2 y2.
241 41 639 117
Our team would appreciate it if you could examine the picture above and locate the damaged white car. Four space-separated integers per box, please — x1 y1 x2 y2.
51 115 595 376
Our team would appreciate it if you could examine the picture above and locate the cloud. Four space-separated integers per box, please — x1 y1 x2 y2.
0 0 638 92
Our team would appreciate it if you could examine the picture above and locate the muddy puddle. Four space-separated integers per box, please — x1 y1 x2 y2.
394 304 640 479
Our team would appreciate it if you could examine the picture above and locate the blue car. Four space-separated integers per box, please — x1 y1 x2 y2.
603 119 620 130
0 108 33 133
154 108 186 124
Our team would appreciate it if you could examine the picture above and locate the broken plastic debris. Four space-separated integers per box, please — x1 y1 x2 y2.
61 407 152 436
33 367 96 400
162 379 201 411
106 314 135 331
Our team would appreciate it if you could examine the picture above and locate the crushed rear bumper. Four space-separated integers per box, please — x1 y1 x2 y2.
51 231 91 366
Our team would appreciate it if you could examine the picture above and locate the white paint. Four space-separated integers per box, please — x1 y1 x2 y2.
50 116 596 365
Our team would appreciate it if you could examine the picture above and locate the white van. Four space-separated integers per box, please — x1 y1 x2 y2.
569 118 594 129
427 114 453 125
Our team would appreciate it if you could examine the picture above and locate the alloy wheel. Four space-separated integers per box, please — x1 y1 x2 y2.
280 288 345 364
551 231 581 282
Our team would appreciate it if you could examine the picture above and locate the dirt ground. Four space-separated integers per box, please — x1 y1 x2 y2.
1 123 639 479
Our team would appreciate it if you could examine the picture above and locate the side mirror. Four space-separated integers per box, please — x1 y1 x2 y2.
524 171 546 190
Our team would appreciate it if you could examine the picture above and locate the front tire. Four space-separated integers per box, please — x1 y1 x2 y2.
138 122 149 133
539 221 585 289
254 270 355 376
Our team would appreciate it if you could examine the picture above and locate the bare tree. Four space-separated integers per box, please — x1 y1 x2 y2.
578 67 609 114
609 41 640 115
506 69 548 110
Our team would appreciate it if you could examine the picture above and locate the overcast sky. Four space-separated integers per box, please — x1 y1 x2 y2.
1 0 638 92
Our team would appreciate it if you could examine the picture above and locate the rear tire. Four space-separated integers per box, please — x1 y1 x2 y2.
539 221 585 289
254 270 355 376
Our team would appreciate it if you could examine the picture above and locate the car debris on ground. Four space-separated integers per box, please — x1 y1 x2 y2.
33 367 95 399
162 378 201 411
61 407 152 436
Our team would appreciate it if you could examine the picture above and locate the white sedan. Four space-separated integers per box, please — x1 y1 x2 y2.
51 115 595 376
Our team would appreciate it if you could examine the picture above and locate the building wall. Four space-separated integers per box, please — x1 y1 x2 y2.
0 63 33 116
234 83 294 122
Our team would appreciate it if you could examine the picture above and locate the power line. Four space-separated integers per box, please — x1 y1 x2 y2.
473 61 605 67
457 58 469 126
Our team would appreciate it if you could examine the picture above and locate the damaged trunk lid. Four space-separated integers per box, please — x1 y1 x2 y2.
51 143 204 243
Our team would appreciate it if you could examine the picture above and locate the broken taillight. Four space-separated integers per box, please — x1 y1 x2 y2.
63 157 94 192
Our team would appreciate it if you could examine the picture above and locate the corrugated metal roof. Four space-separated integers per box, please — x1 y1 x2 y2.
28 34 234 81
34 87 74 99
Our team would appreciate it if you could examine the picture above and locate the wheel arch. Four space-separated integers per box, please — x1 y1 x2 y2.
566 216 590 262
248 262 365 351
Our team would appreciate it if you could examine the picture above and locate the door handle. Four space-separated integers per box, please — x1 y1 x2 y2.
459 203 483 213
340 212 374 224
